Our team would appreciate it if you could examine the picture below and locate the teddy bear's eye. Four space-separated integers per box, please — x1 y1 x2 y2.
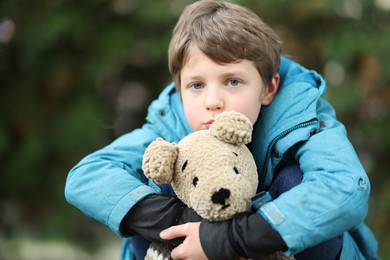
182 160 188 172
232 152 238 156
233 167 239 174
193 177 199 187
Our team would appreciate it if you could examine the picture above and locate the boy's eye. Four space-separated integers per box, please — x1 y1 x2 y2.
190 83 204 90
227 79 241 87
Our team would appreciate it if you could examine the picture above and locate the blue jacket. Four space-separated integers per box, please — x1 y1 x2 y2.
65 57 378 259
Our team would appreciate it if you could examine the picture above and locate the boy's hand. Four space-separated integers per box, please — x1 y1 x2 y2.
160 222 207 260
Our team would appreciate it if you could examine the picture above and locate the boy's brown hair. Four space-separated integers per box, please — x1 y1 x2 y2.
168 0 282 90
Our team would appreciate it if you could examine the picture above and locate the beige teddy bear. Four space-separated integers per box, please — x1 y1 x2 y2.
142 111 294 260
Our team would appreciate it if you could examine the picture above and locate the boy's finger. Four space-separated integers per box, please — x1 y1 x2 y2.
170 243 185 259
160 224 187 240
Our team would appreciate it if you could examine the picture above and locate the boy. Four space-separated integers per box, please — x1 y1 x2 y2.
65 0 378 259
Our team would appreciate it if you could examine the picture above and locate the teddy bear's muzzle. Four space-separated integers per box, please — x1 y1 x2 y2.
211 188 231 209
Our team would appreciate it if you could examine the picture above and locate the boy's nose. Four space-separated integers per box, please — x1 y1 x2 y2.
204 90 224 111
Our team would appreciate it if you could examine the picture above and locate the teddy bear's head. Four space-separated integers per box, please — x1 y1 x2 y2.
142 111 258 221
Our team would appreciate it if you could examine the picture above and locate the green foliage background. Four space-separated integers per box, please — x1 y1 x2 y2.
0 0 389 258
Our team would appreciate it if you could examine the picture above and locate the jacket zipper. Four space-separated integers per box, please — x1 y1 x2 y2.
260 118 318 186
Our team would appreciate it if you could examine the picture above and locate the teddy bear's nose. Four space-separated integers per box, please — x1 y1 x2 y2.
211 188 231 205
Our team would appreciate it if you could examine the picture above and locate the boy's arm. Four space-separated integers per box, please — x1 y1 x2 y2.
199 212 287 259
262 98 370 255
253 57 372 255
158 212 287 259
65 123 164 235
120 194 202 244
65 83 191 236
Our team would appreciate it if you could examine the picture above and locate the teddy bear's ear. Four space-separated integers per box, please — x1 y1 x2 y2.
142 138 178 184
210 111 253 145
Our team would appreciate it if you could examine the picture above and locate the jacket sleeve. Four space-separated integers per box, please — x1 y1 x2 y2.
64 123 162 236
258 97 371 255
120 194 202 244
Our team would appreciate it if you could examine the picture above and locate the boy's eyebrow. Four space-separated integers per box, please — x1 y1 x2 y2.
181 74 204 83
182 70 250 82
219 71 250 79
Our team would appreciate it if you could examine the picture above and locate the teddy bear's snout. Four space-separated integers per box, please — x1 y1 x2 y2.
211 188 231 208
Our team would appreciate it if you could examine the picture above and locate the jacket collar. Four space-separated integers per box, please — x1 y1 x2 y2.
146 83 192 142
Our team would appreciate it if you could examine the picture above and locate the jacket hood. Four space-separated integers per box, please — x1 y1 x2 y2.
252 57 327 187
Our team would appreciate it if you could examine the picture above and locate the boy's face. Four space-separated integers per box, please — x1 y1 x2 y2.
180 45 278 131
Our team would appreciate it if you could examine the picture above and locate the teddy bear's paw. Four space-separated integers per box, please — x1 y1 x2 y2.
210 111 253 145
145 248 171 260
145 242 173 260
142 138 178 184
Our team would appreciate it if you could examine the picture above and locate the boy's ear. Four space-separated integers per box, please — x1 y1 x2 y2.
261 73 280 106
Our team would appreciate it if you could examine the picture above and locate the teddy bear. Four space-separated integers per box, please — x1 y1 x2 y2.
142 111 294 260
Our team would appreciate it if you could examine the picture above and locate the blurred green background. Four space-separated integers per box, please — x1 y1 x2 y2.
0 0 389 259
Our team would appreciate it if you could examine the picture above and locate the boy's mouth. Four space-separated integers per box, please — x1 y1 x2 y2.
204 120 214 129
